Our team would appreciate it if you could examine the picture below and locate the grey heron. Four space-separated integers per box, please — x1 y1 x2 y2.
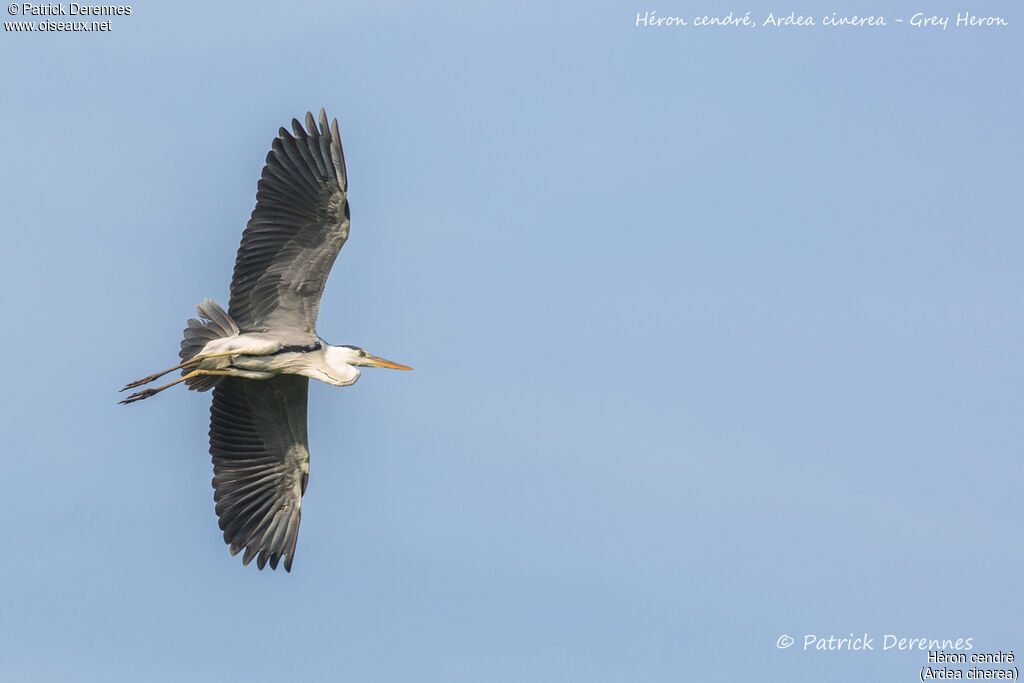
121 109 411 572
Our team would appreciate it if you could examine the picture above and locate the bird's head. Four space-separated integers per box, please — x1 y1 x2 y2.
327 344 413 371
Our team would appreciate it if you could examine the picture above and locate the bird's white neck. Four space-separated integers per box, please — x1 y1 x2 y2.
315 345 362 386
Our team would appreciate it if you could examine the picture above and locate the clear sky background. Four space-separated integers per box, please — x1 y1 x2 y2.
1 1 1020 681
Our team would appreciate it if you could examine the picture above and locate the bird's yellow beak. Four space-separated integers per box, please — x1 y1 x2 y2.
364 354 413 371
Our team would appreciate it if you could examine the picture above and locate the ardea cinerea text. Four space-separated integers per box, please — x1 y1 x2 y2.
121 109 411 572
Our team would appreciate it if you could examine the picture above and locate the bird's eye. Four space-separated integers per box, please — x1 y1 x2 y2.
359 350 366 357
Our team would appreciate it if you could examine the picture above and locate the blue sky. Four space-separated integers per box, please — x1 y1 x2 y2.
1 1 1020 681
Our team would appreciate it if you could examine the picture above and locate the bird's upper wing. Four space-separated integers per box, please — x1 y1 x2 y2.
210 375 310 571
228 109 350 334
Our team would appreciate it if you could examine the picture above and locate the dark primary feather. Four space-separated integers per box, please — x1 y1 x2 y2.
210 376 310 571
228 109 350 335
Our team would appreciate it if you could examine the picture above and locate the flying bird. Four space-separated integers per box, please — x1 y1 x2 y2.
120 109 411 572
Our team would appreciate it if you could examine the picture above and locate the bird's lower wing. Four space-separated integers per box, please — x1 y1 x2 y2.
209 375 310 571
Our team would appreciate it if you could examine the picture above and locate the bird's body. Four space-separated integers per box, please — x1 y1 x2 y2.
121 110 410 572
186 327 408 385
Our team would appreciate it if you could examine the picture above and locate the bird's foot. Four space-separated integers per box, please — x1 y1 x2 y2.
119 388 158 404
120 374 162 391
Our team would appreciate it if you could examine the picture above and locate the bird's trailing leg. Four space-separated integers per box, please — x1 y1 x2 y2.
119 369 235 404
119 359 197 391
120 351 243 392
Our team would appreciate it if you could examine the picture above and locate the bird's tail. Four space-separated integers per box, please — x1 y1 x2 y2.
180 299 240 392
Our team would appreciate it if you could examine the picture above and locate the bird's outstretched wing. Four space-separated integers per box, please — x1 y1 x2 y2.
210 375 310 571
228 109 350 335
